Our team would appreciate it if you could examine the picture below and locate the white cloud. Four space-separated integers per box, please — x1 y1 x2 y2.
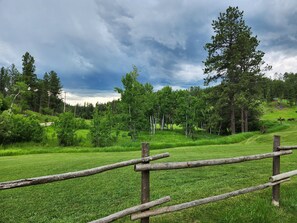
1 0 297 101
63 89 120 106
174 63 204 83
264 51 297 78
153 84 185 91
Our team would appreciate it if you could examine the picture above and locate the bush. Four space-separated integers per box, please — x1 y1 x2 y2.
55 112 77 146
75 118 89 129
0 111 44 144
90 111 118 147
0 112 13 144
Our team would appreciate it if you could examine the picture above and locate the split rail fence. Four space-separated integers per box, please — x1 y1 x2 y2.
1 135 297 222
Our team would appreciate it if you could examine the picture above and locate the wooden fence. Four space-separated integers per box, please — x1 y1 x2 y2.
1 135 297 223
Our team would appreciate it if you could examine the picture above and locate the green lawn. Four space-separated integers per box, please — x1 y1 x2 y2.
1 124 297 222
1 104 297 222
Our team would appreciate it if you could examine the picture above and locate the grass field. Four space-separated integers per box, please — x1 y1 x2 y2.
1 104 297 222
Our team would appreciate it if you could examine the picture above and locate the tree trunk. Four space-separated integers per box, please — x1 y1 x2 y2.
241 108 245 133
230 101 236 134
48 94 51 108
185 114 188 137
153 116 156 134
218 122 222 135
161 114 165 130
244 110 248 132
149 116 152 135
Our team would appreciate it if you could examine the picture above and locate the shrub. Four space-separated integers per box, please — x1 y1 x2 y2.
0 111 13 144
75 118 89 129
55 112 77 146
90 111 118 147
0 111 44 144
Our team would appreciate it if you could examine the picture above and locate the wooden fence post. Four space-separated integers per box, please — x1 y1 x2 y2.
272 135 281 206
141 143 150 223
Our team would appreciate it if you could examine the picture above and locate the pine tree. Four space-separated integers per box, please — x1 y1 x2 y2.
21 52 38 111
48 71 62 112
203 6 265 134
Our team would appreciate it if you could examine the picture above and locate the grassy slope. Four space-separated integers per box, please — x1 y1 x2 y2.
1 104 297 222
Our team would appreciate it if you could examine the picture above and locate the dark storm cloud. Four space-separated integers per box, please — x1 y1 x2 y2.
0 0 297 104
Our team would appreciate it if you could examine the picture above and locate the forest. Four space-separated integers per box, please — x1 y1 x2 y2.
1 51 297 147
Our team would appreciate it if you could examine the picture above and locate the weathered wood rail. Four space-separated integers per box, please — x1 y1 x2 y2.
90 196 171 223
131 178 290 220
0 152 169 190
1 135 297 223
134 150 292 171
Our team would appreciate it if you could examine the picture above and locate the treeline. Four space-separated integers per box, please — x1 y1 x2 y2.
262 73 297 105
0 52 63 114
69 67 297 143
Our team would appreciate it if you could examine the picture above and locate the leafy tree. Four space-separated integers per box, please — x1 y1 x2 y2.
0 94 9 112
55 112 77 146
157 86 176 130
0 111 43 145
115 66 149 140
144 83 158 135
203 6 265 134
90 107 117 147
175 90 195 137
9 81 30 112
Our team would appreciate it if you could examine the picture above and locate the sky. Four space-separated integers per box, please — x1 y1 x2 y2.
0 0 297 105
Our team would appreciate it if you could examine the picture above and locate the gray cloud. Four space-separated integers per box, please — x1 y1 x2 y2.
0 0 297 104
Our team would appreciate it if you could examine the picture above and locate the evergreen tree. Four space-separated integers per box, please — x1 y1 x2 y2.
284 73 297 105
203 6 265 134
22 52 36 86
21 52 38 111
7 64 21 94
0 67 9 96
48 70 62 113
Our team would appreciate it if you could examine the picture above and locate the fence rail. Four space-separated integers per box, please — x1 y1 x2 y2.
278 145 297 150
90 196 171 223
0 152 169 190
134 150 292 171
270 170 297 182
131 178 290 220
1 136 297 223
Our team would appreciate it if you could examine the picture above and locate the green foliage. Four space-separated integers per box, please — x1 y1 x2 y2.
0 111 44 145
75 118 89 129
0 67 9 96
90 110 118 147
204 6 265 134
55 112 78 146
115 66 151 140
0 94 9 112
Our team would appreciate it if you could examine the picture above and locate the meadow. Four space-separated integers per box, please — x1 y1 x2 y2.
1 104 297 222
